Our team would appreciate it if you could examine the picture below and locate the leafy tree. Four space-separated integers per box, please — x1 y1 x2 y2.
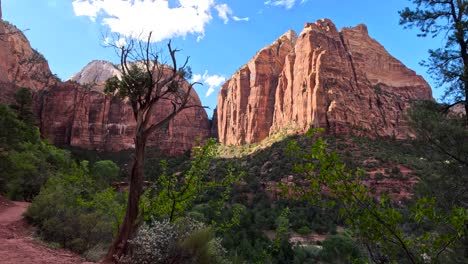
408 100 467 166
142 139 217 222
11 87 34 124
103 32 202 261
407 100 468 259
287 129 468 263
400 0 468 121
25 161 126 256
91 160 120 189
0 104 38 148
320 234 364 264
0 104 73 200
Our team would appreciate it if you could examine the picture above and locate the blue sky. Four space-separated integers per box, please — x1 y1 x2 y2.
3 0 445 118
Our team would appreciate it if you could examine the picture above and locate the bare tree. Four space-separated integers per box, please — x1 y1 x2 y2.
103 32 202 262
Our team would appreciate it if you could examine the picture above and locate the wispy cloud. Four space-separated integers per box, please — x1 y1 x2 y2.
192 71 226 97
215 3 232 24
72 0 247 42
264 0 309 9
233 16 249 22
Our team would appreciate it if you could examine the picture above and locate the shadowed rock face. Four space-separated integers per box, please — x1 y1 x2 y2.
37 81 210 155
217 19 432 145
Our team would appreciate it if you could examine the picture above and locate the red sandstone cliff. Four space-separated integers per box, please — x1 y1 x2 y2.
0 8 210 155
37 81 210 155
218 30 297 145
217 19 432 145
0 21 58 104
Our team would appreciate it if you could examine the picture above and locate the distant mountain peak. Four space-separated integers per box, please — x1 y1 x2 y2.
69 60 121 91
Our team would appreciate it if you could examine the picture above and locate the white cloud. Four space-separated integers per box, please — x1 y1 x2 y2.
192 71 226 97
232 16 249 22
72 0 247 42
264 0 309 9
215 3 232 24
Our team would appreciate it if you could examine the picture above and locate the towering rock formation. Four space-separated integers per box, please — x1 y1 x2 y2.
0 21 57 104
218 30 297 145
217 19 432 145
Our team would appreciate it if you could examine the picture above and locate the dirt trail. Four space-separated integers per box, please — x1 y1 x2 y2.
0 196 91 264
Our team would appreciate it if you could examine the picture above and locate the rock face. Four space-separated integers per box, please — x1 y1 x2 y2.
218 30 297 145
69 60 121 92
0 8 211 155
217 19 432 145
37 81 210 155
0 21 57 104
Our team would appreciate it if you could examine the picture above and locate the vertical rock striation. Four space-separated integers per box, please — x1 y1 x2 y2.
217 19 433 145
218 30 297 145
38 81 211 155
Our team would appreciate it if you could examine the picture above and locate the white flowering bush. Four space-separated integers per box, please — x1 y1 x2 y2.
118 218 228 264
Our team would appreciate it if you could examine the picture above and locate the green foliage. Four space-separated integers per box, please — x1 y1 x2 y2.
142 139 218 222
400 0 468 107
25 161 126 256
274 207 290 250
91 160 120 189
320 234 364 263
296 226 311 235
0 104 73 200
12 87 34 124
0 104 39 148
104 65 151 100
288 129 468 263
408 100 467 167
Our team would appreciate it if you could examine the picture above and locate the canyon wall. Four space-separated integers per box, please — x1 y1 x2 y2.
217 19 432 145
0 16 210 155
37 81 210 155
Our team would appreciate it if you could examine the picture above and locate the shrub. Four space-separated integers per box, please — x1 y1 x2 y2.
319 234 364 263
118 218 227 264
296 226 311 235
25 162 126 255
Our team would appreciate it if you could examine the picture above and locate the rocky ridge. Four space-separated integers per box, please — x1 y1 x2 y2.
217 19 432 145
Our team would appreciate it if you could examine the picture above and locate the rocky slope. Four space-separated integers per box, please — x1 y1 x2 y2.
217 19 432 145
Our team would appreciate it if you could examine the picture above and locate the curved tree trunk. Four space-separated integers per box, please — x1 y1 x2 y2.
105 133 146 262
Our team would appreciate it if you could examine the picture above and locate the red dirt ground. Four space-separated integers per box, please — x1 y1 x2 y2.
0 195 93 264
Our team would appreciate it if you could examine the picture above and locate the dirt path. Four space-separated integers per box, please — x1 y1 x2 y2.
0 196 91 264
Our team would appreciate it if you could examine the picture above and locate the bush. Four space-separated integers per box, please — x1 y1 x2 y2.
119 218 227 264
25 162 126 255
296 226 311 235
319 234 364 263
0 104 75 200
